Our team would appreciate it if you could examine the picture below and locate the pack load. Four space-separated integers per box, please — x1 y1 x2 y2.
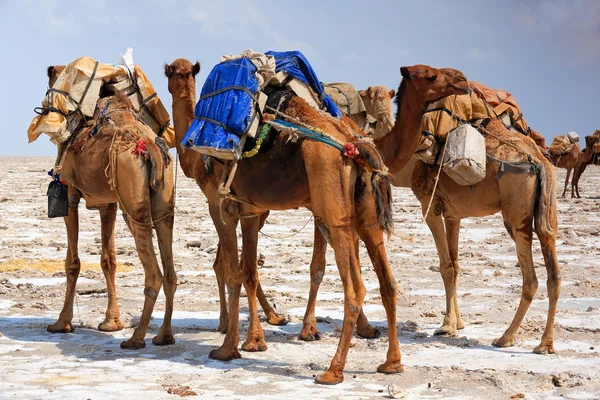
28 48 174 146
549 133 578 155
182 50 342 160
324 82 375 134
442 124 487 186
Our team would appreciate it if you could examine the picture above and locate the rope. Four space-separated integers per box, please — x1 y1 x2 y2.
421 94 459 223
259 214 314 239
422 139 448 223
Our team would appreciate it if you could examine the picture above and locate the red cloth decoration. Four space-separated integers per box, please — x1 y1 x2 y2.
132 139 148 157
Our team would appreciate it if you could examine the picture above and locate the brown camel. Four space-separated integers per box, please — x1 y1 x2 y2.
358 86 395 138
571 134 600 198
300 66 561 355
43 81 176 349
551 134 600 198
165 58 404 384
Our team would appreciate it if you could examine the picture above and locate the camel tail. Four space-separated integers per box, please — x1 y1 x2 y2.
353 142 394 237
146 138 166 191
535 161 558 241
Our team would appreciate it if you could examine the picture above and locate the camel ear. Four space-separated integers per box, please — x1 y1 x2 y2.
192 61 201 77
358 89 367 97
47 66 55 79
164 64 173 78
388 89 395 98
400 67 412 79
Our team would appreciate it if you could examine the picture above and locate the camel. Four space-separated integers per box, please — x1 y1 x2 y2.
299 66 561 355
571 135 600 198
165 58 414 384
550 134 600 198
358 86 395 138
42 73 176 349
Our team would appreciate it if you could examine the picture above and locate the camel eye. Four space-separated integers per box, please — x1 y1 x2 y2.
426 75 437 82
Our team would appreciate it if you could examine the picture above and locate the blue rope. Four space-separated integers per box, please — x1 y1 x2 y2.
268 119 344 152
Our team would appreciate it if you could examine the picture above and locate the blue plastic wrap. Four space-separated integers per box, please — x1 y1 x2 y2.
182 58 259 159
266 50 342 118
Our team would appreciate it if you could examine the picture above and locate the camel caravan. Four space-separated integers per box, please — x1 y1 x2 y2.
28 48 571 384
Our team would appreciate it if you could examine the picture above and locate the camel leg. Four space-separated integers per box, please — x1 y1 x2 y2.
299 224 376 342
492 212 537 348
256 283 288 326
561 168 571 198
97 203 124 332
213 244 229 333
208 204 243 361
421 199 460 336
573 163 587 199
240 217 268 352
48 193 81 333
315 223 365 385
150 171 177 346
445 217 465 330
299 222 327 341
533 203 561 354
255 211 288 327
357 222 402 375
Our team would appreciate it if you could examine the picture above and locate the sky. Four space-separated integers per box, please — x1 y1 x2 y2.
1 0 599 156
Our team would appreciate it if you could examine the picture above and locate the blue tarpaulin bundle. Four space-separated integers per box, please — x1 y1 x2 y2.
183 50 341 160
266 50 342 119
182 57 259 159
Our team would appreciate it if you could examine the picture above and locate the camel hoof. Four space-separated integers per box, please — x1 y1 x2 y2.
533 343 556 354
98 319 124 332
152 334 176 346
377 361 404 374
492 336 514 348
47 321 74 334
266 313 288 326
299 329 321 342
434 325 457 336
120 338 146 350
209 346 241 361
457 319 465 330
315 370 344 385
241 337 268 352
217 322 228 334
356 324 380 339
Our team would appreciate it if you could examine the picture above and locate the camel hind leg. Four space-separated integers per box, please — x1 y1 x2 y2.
115 159 164 350
356 219 402 375
492 175 538 348
255 211 288 327
150 164 177 346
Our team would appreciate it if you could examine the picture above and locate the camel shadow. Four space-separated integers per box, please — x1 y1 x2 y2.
0 315 308 381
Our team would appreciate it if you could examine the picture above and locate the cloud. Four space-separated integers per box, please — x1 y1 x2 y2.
513 0 600 65
186 0 318 58
467 47 499 62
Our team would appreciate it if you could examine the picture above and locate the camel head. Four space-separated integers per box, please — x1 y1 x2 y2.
585 134 600 148
358 86 396 136
398 65 469 106
47 65 65 88
164 58 200 95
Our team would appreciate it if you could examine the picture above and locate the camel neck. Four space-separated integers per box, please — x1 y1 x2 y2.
172 92 202 179
374 90 425 175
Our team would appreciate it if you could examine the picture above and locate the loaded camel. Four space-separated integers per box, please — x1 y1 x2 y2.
550 133 600 198
301 67 561 354
164 58 416 384
571 132 600 198
44 66 176 348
